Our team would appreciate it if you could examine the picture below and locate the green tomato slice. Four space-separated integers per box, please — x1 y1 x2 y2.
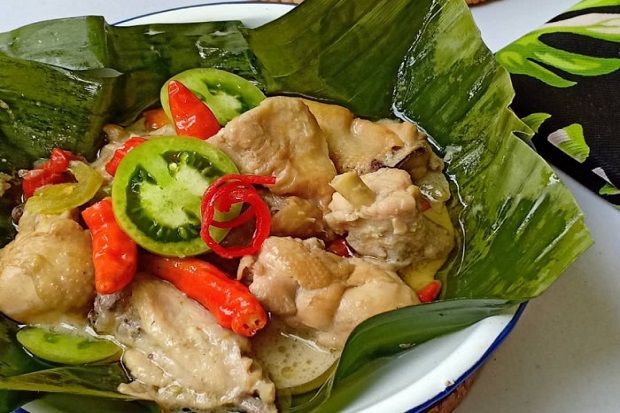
25 161 104 214
112 136 239 257
160 68 265 126
17 327 121 365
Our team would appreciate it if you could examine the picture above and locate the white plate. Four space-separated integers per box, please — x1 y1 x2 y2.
22 3 523 413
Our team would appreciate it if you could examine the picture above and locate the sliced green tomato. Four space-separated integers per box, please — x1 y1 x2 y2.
111 136 239 257
160 68 265 126
24 161 104 214
16 327 121 365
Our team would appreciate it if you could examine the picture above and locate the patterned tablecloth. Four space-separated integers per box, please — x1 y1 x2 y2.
499 0 620 209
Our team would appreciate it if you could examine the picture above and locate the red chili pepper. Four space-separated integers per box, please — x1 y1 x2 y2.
140 254 268 337
201 174 275 259
22 148 82 198
326 238 355 257
419 197 432 212
104 137 147 176
417 280 442 303
82 198 137 295
45 149 82 173
143 108 170 131
168 80 220 140
22 170 67 199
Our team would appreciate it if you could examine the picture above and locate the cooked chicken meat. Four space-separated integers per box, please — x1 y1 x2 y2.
208 96 339 238
261 193 329 238
209 97 337 210
325 168 454 269
302 99 443 177
240 237 419 349
208 96 449 241
0 210 94 324
92 275 276 413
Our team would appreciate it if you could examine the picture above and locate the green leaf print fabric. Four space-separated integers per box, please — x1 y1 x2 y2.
497 0 620 208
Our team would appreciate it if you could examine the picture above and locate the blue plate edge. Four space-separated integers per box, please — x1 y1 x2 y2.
407 302 528 413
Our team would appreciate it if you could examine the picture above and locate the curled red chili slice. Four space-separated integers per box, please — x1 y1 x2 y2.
200 174 275 258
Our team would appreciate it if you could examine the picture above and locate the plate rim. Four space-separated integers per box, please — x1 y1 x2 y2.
114 1 294 26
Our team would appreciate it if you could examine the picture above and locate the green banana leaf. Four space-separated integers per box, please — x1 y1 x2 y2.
0 0 592 411
0 18 258 173
0 365 132 399
302 300 523 412
0 316 42 412
28 394 160 413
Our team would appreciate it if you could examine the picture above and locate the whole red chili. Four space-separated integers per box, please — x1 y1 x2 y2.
82 198 138 295
140 254 268 337
417 280 442 303
143 108 170 131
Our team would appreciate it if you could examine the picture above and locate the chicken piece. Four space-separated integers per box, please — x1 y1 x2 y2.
92 274 276 413
261 192 330 238
0 210 94 324
324 168 454 269
240 237 419 349
326 258 421 348
209 97 337 211
302 99 443 178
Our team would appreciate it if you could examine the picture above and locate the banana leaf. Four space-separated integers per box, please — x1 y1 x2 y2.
0 0 592 411
27 394 160 413
0 316 42 412
0 18 258 174
0 315 160 413
0 53 115 172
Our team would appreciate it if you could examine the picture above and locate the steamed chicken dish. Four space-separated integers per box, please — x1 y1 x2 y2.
0 69 454 412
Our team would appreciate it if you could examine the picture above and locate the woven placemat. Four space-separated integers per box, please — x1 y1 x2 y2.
424 370 481 413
